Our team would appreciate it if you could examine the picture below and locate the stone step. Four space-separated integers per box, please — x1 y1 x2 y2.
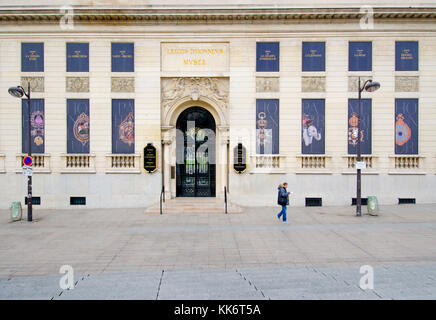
145 197 243 214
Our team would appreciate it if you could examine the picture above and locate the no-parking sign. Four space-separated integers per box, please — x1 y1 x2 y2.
23 156 33 167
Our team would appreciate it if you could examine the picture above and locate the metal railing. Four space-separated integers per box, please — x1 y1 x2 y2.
160 186 165 215
224 186 228 214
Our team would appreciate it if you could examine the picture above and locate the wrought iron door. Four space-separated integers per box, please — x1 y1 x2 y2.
176 107 216 197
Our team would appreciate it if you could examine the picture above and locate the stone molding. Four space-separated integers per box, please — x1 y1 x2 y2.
302 76 325 92
21 77 44 92
395 76 419 92
66 77 89 92
112 77 135 93
256 77 279 92
1 8 435 25
161 77 229 112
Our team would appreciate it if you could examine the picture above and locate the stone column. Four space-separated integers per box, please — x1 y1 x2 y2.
161 125 174 200
162 139 172 200
217 126 229 198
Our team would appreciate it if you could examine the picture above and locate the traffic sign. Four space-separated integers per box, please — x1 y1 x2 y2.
22 166 33 176
356 161 366 170
23 156 33 166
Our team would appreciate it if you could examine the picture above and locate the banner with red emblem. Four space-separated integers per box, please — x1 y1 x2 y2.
112 99 135 154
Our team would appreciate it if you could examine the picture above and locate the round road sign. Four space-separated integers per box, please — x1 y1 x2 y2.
23 156 33 166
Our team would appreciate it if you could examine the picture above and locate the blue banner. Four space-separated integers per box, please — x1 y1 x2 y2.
112 99 135 154
21 43 44 72
396 41 418 71
349 42 372 71
22 99 44 154
348 99 372 154
256 99 279 154
395 99 418 154
302 42 325 72
256 42 279 72
67 43 89 72
112 43 134 72
302 99 325 154
67 99 90 154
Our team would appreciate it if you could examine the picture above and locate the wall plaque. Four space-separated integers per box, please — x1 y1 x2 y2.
396 41 418 71
302 42 325 72
67 43 89 72
112 43 134 72
256 42 279 72
143 143 157 173
233 143 247 174
349 42 372 71
22 43 44 72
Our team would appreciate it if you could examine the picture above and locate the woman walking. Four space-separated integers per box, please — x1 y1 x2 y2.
277 182 291 223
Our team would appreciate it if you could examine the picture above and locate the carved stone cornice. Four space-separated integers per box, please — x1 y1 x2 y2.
161 77 229 111
1 7 435 25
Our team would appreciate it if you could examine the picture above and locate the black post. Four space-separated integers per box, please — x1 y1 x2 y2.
26 82 32 222
356 77 362 217
224 186 227 214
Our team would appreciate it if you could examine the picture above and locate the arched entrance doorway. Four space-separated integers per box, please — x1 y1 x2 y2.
176 107 216 197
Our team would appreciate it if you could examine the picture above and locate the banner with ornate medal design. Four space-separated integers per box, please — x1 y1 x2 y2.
22 99 44 154
256 99 279 154
112 99 135 154
348 98 372 155
67 99 89 154
395 99 418 154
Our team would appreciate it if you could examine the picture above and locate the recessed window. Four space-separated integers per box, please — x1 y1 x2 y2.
399 198 416 204
70 197 86 205
352 198 368 206
306 198 322 207
24 197 41 205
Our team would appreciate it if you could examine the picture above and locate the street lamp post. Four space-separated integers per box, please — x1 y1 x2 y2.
356 77 380 217
8 82 33 222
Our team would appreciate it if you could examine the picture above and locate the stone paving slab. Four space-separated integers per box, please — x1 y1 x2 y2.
1 263 436 299
1 204 436 299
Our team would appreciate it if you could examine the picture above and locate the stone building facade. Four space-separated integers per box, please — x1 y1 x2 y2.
0 1 435 209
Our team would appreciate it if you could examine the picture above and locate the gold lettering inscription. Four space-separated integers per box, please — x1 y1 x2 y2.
184 59 206 65
26 50 40 61
305 49 322 58
259 50 276 61
401 49 413 60
113 50 132 59
354 49 366 57
68 50 88 59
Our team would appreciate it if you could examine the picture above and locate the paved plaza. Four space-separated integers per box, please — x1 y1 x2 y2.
1 203 436 299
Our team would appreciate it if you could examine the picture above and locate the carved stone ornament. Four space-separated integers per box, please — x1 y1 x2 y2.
256 77 279 92
302 77 326 92
348 76 372 92
21 77 44 92
66 77 89 92
112 77 135 93
395 76 419 92
161 77 229 110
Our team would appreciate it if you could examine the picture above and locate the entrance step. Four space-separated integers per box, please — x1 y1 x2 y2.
145 197 243 214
